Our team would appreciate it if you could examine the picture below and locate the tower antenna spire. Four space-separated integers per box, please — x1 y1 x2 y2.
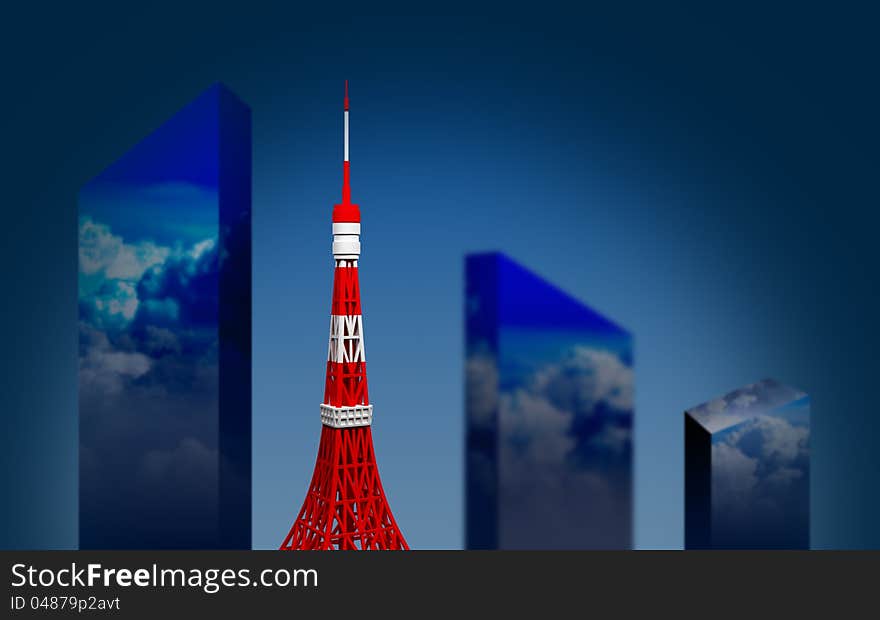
342 80 351 206
334 80 359 222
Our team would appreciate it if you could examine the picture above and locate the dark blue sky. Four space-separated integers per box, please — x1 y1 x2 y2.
1 3 878 549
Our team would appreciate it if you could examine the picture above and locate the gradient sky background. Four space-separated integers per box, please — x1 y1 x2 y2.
1 3 879 549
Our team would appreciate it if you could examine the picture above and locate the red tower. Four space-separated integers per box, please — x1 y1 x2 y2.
281 82 408 550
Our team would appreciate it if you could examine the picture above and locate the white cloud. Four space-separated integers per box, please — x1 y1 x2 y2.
138 298 181 323
761 417 809 462
492 345 633 546
532 346 634 414
500 348 631 474
466 353 498 431
141 438 217 482
96 349 151 377
711 413 809 519
88 280 139 323
79 218 220 330
499 346 633 469
501 390 574 467
688 379 808 433
765 466 803 487
731 392 758 408
142 326 181 356
712 442 759 511
79 217 169 281
189 238 215 261
707 398 727 414
726 415 809 462
79 324 151 395
590 425 631 454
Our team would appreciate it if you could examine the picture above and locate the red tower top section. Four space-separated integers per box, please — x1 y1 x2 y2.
333 80 360 223
280 81 408 550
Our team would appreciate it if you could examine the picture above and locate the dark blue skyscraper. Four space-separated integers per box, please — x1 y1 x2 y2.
78 84 252 549
685 379 810 549
465 253 633 549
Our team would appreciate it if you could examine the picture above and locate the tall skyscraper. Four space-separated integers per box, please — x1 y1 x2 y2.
78 84 252 549
466 253 633 549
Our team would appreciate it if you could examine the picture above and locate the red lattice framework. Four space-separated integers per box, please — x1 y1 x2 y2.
281 425 407 550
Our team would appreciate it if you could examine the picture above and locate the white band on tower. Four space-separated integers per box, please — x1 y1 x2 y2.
320 403 373 428
344 110 349 162
333 221 360 257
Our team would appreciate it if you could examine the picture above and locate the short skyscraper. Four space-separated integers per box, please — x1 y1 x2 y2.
685 379 810 549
